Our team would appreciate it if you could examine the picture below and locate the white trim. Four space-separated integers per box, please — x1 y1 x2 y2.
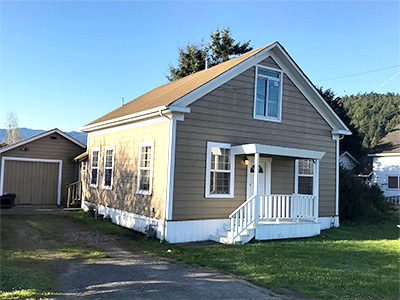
339 151 360 165
319 216 339 229
0 156 63 205
166 118 177 220
136 140 154 195
165 218 230 243
172 44 279 108
205 141 235 198
387 176 400 190
80 106 189 132
0 128 85 154
246 156 272 199
89 147 100 188
102 145 115 190
231 143 325 160
88 117 169 137
368 153 400 157
253 65 283 122
335 138 340 216
294 158 315 195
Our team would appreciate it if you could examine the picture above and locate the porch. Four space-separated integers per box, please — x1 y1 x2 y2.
210 143 325 244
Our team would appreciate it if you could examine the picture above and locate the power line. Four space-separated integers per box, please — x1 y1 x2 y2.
373 71 400 92
315 65 400 82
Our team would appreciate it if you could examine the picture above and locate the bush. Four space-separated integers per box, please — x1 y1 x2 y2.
339 166 390 221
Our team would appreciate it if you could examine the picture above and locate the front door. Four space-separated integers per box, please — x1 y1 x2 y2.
246 157 272 199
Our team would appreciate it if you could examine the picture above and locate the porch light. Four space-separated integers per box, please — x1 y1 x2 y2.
243 156 250 166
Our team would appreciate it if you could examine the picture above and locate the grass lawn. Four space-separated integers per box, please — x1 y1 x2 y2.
1 209 399 299
67 209 400 300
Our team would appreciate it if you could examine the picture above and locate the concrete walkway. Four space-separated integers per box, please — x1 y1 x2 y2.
61 246 286 299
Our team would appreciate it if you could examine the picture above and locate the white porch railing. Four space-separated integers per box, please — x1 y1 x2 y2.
229 194 318 242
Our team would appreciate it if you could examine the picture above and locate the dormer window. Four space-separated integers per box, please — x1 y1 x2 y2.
254 66 282 122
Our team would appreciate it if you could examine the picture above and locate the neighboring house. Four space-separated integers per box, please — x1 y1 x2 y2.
79 42 351 244
0 129 86 206
339 151 360 170
368 125 400 199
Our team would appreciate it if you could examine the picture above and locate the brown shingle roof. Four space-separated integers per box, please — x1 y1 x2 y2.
85 43 273 127
370 124 400 154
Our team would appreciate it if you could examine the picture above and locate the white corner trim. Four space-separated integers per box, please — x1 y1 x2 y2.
0 156 63 205
0 128 85 154
231 143 325 160
205 141 235 198
136 140 154 195
335 138 340 216
102 145 115 190
165 118 177 220
89 147 100 188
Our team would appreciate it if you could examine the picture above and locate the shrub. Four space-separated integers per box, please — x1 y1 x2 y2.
339 166 390 221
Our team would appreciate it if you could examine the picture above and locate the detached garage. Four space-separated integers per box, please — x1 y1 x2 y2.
0 129 86 206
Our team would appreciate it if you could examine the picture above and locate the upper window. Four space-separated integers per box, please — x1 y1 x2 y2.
103 146 115 190
254 66 282 122
388 176 400 189
137 141 154 195
205 142 234 198
296 159 314 195
90 147 100 188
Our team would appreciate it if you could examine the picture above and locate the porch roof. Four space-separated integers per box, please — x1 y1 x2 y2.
231 144 325 160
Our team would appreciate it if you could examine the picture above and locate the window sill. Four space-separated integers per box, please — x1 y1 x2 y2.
89 184 98 188
205 194 235 199
137 190 152 196
102 186 113 190
253 115 281 123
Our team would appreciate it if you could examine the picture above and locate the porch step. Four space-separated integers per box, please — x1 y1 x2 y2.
210 227 255 245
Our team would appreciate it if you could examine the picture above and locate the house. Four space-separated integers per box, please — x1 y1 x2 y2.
0 129 86 206
79 42 351 244
368 125 400 201
339 151 360 170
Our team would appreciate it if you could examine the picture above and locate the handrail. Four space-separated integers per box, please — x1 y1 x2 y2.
229 194 257 218
66 181 82 208
66 180 81 188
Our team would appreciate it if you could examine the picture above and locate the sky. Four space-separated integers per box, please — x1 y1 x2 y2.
1 1 399 132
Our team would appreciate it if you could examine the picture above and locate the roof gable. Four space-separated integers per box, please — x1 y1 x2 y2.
0 128 86 154
82 42 351 135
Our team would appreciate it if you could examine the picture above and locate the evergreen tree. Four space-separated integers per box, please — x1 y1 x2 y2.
167 27 253 81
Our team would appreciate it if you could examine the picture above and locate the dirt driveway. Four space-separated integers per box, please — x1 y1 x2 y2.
1 210 289 299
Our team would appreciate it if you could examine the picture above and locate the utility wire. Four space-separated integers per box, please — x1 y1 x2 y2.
314 65 400 82
373 71 400 92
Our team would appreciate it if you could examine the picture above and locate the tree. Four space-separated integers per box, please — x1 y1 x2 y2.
167 27 253 81
318 87 364 158
4 111 21 145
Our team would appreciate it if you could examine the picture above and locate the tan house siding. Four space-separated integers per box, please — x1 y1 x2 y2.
0 133 84 205
84 121 168 220
172 56 336 221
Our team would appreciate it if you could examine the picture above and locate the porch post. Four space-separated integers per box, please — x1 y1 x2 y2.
313 159 320 222
254 152 260 223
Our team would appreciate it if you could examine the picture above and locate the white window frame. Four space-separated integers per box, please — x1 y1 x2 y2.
387 175 400 190
90 147 100 188
253 65 283 123
295 159 315 195
205 141 235 198
136 140 154 195
102 145 115 190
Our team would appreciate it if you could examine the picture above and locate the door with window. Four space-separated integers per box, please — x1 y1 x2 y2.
246 157 272 199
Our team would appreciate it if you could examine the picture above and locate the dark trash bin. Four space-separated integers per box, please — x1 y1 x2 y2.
1 194 17 209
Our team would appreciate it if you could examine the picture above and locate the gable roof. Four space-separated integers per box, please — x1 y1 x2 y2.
369 124 400 156
0 128 86 154
339 151 360 165
81 42 351 135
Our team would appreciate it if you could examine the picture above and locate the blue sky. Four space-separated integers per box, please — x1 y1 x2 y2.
1 1 399 132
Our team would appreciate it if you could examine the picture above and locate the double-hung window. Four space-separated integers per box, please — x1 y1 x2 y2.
388 176 400 189
254 66 282 122
295 159 314 195
137 141 154 195
103 145 115 189
90 147 100 188
205 142 234 198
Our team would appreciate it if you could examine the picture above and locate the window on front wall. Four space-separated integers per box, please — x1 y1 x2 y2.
254 66 282 121
137 141 154 195
388 176 400 189
90 148 100 188
103 146 115 189
296 159 314 195
205 142 234 198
